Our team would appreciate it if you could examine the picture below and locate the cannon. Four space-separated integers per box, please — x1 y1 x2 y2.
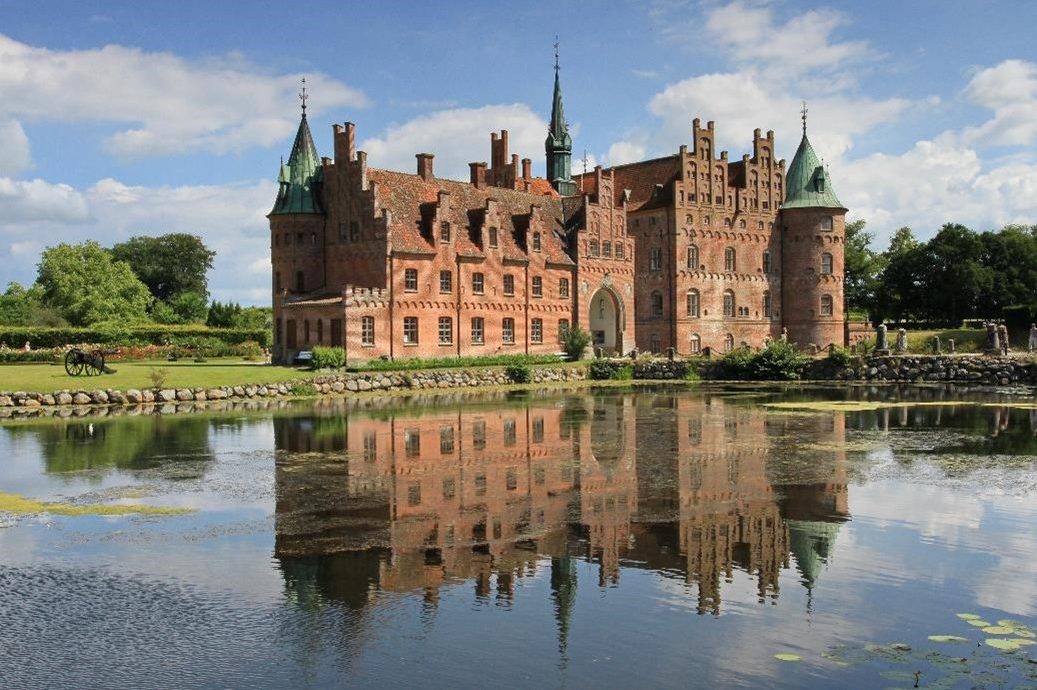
64 348 116 376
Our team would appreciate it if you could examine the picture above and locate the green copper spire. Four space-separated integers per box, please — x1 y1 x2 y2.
271 79 324 215
545 41 576 196
782 104 844 210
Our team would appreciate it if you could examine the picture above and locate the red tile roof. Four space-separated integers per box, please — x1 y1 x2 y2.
578 156 680 212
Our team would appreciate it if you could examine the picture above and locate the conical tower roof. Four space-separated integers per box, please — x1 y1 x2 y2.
787 519 842 590
782 116 844 210
271 105 324 216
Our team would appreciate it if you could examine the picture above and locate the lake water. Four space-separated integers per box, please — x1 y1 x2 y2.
1 384 1036 689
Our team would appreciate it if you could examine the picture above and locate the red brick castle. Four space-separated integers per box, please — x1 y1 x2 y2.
270 63 846 363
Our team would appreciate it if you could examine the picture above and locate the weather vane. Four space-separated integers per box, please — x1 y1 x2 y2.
554 35 559 70
800 100 808 135
299 78 309 115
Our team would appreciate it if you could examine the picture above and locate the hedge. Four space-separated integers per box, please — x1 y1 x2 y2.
0 325 269 349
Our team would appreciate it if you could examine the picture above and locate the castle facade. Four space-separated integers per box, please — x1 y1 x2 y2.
269 65 846 363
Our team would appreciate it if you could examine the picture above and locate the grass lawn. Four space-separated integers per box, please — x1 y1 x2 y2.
0 358 313 393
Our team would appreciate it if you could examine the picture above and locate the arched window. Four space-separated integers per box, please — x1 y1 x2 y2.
738 219 746 229
763 291 772 318
762 250 771 274
690 334 701 354
821 253 833 274
651 291 663 319
686 289 700 317
724 334 734 353
687 245 699 270
723 290 735 317
820 294 834 316
724 247 736 272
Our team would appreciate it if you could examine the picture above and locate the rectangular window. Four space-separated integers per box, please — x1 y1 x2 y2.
650 247 662 271
559 278 569 298
531 318 543 343
503 274 515 296
821 217 834 231
615 243 624 259
407 483 422 507
362 316 375 346
475 473 487 497
403 316 418 344
602 241 612 257
350 221 360 241
503 418 516 446
363 431 377 462
532 276 542 297
471 317 484 344
762 251 771 274
440 222 451 242
534 466 545 485
404 429 420 457
438 316 452 345
589 239 600 257
439 270 452 293
488 227 498 247
558 319 569 343
472 272 484 294
502 318 515 344
338 223 348 242
404 268 418 292
472 420 486 450
440 426 454 455
506 468 518 491
442 478 456 500
532 232 541 251
532 417 544 443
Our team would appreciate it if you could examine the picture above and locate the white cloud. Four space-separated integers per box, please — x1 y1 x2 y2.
962 59 1037 147
0 175 275 304
359 104 547 181
607 140 648 166
0 119 31 176
0 33 367 159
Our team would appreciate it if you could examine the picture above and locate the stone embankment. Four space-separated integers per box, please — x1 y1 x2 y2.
0 366 586 417
817 355 1036 385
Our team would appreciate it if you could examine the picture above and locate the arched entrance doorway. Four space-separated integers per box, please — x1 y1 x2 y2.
589 287 622 355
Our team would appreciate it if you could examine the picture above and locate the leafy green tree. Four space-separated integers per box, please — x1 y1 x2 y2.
843 218 884 318
875 227 924 321
36 241 152 326
917 224 991 323
977 224 1037 316
152 291 209 324
110 234 215 302
206 300 241 328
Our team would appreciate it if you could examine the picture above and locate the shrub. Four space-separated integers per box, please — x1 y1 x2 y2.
720 341 806 380
505 363 532 384
147 367 168 389
826 346 857 368
311 345 346 370
588 359 632 380
289 383 318 397
562 325 592 361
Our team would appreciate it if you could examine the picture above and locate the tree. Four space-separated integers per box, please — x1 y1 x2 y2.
843 218 884 318
36 241 152 326
875 227 925 322
977 224 1037 316
917 223 991 323
0 283 66 326
110 234 215 303
153 291 209 324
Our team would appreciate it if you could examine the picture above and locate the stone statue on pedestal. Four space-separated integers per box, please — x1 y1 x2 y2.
875 324 889 354
895 328 907 354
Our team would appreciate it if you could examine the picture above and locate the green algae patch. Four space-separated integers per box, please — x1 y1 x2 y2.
928 635 969 643
0 491 190 517
986 638 1036 652
983 626 1016 635
773 653 801 662
966 619 993 627
956 613 982 620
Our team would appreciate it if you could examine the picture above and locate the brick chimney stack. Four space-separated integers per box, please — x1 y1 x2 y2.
469 162 487 189
416 153 434 180
521 158 532 180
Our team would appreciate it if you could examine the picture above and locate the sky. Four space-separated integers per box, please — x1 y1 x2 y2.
1 0 1036 305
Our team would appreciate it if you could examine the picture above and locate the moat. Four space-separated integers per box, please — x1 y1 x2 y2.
1 384 1036 688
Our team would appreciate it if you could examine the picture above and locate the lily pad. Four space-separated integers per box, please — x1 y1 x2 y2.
956 613 982 620
982 626 1016 635
985 638 1035 651
928 635 969 643
1014 630 1036 639
774 653 801 662
966 619 993 627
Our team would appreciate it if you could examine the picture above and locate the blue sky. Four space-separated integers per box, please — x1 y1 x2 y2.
2 0 1036 304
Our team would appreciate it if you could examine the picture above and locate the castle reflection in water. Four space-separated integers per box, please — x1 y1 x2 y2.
274 390 848 617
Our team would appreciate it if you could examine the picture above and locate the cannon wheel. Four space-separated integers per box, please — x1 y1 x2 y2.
86 350 105 376
64 349 84 376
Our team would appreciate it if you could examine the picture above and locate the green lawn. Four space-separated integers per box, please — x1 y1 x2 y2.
0 359 312 393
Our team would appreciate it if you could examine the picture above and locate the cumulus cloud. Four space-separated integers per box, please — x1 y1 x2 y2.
0 175 275 304
606 140 648 166
962 59 1037 147
0 119 31 176
0 33 367 158
360 104 548 181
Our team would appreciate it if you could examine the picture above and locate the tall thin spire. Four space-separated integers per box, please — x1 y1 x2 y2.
800 100 808 136
270 79 324 215
546 38 576 196
299 77 309 117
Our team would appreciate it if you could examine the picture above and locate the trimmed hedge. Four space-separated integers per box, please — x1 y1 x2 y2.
0 325 269 349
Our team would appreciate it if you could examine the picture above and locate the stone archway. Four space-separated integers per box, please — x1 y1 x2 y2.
589 287 623 355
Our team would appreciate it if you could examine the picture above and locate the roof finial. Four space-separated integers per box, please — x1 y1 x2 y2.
800 100 808 136
554 36 560 71
299 77 309 116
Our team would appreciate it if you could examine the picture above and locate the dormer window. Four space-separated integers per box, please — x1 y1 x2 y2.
488 227 498 248
440 222 451 242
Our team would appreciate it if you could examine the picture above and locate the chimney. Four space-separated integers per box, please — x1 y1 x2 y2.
470 162 487 189
333 123 357 164
416 153 434 180
521 158 532 180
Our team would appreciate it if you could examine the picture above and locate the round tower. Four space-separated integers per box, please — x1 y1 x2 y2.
269 84 326 362
779 111 846 349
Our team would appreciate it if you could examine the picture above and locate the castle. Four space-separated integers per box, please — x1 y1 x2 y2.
269 62 846 363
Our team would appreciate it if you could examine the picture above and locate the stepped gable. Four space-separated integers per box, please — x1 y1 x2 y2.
366 168 574 266
585 155 680 211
